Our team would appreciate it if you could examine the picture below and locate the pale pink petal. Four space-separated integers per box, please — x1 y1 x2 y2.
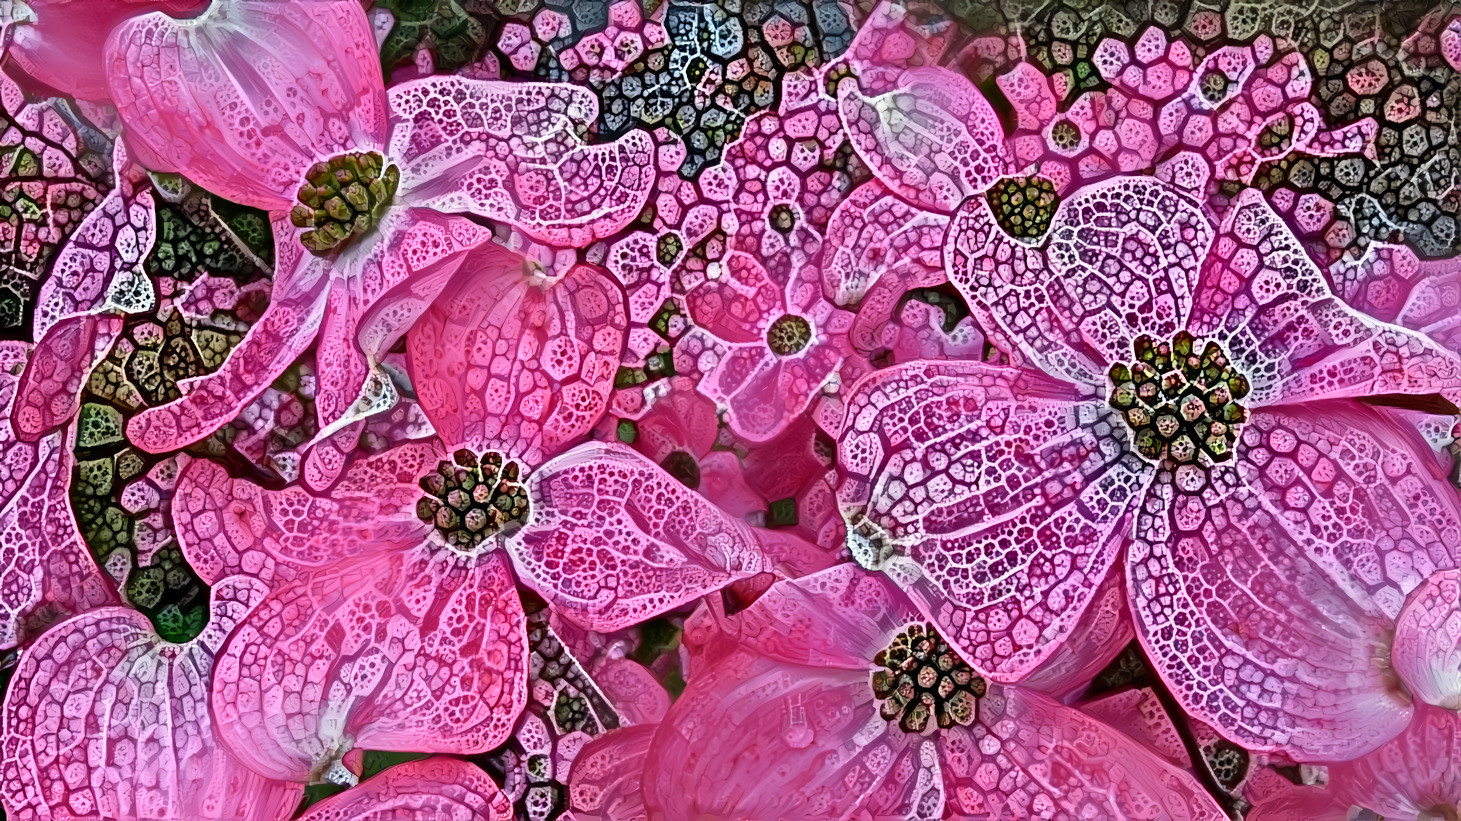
173 443 441 586
1237 402 1461 618
569 725 654 821
837 360 1150 679
106 0 387 210
830 3 955 98
212 549 528 782
297 757 512 821
1014 557 1134 700
589 658 670 726
946 175 1214 387
1127 462 1412 760
838 66 1009 213
938 687 1226 819
1245 786 1350 821
1327 704 1461 816
0 577 302 820
7 0 206 102
705 338 845 444
512 441 769 632
1191 188 1461 406
1393 569 1461 710
13 314 120 441
0 342 116 649
407 242 626 466
388 76 655 247
33 144 155 340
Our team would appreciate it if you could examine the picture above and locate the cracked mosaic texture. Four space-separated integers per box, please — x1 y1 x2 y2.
0 0 1457 819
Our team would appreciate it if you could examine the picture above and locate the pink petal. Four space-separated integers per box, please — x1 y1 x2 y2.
938 687 1227 819
1246 786 1350 821
1393 569 1461 710
838 66 1009 213
1191 188 1461 406
946 176 1214 386
407 242 626 466
106 0 387 211
0 577 303 820
589 658 671 726
1127 461 1412 760
0 343 116 649
1326 704 1461 816
388 76 655 247
831 3 955 99
683 251 785 344
13 314 121 441
569 725 654 821
837 360 1150 679
211 549 528 782
297 757 512 820
7 0 206 102
511 441 768 632
1238 402 1461 618
1014 556 1134 700
173 443 441 586
706 338 846 444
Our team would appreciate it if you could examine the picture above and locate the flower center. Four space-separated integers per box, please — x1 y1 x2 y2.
1108 333 1250 466
985 175 1060 239
659 450 701 490
872 622 986 734
416 449 530 551
290 150 400 255
768 202 797 234
766 314 812 357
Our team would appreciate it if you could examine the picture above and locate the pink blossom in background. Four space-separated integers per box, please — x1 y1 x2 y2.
0 0 1459 819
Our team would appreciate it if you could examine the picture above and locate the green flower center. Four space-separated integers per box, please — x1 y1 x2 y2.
416 449 530 551
872 622 986 735
985 176 1060 239
766 314 812 357
290 151 400 255
1108 333 1251 466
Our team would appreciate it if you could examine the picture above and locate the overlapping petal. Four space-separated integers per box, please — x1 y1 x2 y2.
1393 569 1461 710
297 757 513 821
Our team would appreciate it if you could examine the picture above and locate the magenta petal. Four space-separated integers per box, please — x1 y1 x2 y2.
937 687 1226 819
1014 557 1134 700
837 360 1150 679
407 242 627 465
569 725 654 821
1128 462 1412 760
388 76 655 247
211 550 528 782
1246 787 1350 821
1326 705 1461 817
106 0 387 210
0 577 302 820
838 66 1009 213
13 314 121 441
1393 569 1461 710
1191 188 1461 406
297 757 512 820
946 175 1214 386
512 441 769 631
0 343 116 649
173 443 441 585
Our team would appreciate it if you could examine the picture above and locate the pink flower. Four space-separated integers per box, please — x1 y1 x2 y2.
101 0 656 452
570 564 1226 819
296 757 512 820
838 173 1461 761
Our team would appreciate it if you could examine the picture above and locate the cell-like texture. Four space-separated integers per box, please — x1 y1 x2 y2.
631 565 1225 820
1393 568 1461 710
407 241 627 467
0 576 303 820
103 0 656 451
298 757 513 820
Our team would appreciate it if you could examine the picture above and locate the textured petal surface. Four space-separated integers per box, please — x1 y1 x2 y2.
389 76 655 247
211 549 528 782
298 757 513 821
13 313 121 441
0 577 302 820
1192 188 1461 406
0 342 115 650
1393 569 1461 710
837 360 1149 679
513 441 768 632
569 725 654 821
1127 461 1412 760
946 175 1214 386
173 443 441 586
838 66 1007 213
105 0 386 210
1326 705 1461 817
408 242 626 466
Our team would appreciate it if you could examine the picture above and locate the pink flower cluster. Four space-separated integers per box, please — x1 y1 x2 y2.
0 0 1458 819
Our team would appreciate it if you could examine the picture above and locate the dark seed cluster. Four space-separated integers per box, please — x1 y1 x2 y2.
985 176 1060 239
766 314 812 357
872 622 986 735
290 151 400 254
416 449 531 550
1108 333 1250 466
